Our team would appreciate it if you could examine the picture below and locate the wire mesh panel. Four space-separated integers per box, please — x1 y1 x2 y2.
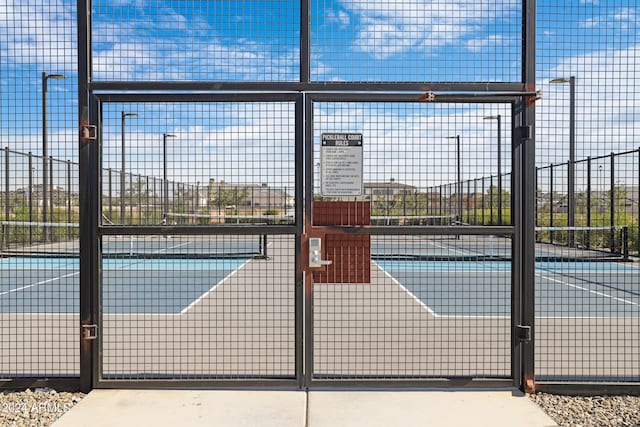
0 222 79 377
310 101 513 380
312 102 512 226
100 234 295 379
536 1 640 385
0 0 79 378
91 0 300 82
313 235 512 379
97 97 299 383
310 0 523 82
100 102 296 226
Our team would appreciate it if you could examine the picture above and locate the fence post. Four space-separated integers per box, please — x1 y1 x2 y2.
67 160 72 238
4 147 9 248
137 174 142 224
108 168 113 222
586 156 591 249
473 179 478 224
28 152 33 244
549 164 554 242
481 177 485 224
49 156 54 228
128 172 133 223
490 175 494 224
466 179 470 224
637 147 640 256
610 153 615 253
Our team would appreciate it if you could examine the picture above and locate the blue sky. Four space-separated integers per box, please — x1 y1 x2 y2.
0 0 639 189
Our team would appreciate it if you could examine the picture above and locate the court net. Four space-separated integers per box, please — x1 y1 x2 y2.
0 221 269 259
371 226 631 262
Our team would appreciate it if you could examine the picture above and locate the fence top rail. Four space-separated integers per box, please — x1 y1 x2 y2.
536 147 640 171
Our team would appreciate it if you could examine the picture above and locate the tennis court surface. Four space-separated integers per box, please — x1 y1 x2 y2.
1 227 637 318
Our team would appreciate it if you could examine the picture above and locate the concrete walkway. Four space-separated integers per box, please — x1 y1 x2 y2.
52 389 557 427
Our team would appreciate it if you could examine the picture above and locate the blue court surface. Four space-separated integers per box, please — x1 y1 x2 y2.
0 257 248 314
1 249 638 317
375 259 640 317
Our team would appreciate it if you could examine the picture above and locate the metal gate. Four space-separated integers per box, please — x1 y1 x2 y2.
81 92 534 389
77 0 536 391
303 94 531 387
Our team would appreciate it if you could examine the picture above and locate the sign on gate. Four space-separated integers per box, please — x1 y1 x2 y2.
320 133 363 197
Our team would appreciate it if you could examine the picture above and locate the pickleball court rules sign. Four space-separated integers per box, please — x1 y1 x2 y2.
320 133 363 197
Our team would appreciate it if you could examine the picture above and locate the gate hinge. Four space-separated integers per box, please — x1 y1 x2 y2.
80 124 97 142
516 325 531 342
515 126 532 140
82 324 98 340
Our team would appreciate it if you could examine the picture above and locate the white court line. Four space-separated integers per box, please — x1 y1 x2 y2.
372 261 439 317
0 271 79 297
427 240 472 256
536 272 639 307
179 259 252 315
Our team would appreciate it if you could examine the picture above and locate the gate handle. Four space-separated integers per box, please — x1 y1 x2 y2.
309 237 332 268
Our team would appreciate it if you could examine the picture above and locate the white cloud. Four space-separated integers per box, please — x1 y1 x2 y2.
327 9 350 27
0 0 77 72
583 7 638 29
537 44 640 165
340 0 519 59
466 35 506 53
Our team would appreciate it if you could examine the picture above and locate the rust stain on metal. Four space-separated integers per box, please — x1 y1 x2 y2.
417 91 436 102
80 318 92 351
524 376 536 393
525 83 538 106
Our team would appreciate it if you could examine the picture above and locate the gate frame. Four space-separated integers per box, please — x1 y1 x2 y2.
303 93 531 389
77 0 537 392
85 93 305 390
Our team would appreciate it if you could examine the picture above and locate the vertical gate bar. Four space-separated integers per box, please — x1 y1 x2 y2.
638 148 640 255
78 0 95 393
295 95 304 388
304 94 313 387
517 0 537 392
300 0 310 83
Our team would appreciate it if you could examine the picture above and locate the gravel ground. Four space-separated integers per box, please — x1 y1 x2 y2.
0 389 84 427
529 393 640 427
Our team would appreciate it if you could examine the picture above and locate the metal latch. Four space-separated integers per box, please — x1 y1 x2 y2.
81 124 97 141
82 324 98 340
516 126 532 140
516 325 531 342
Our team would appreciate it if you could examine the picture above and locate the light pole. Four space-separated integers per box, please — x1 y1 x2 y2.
42 72 65 241
551 76 576 245
162 133 177 224
484 115 502 224
447 135 462 224
121 111 138 224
